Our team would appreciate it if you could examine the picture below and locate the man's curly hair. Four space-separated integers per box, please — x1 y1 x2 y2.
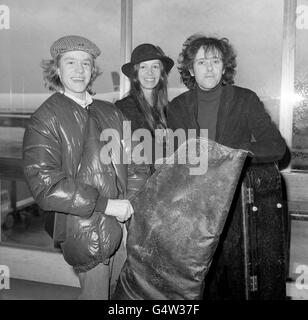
177 34 237 89
41 54 102 95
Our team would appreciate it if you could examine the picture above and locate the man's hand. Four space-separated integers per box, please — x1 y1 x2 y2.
105 199 134 222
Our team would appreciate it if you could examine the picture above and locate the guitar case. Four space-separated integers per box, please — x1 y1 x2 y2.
203 162 288 300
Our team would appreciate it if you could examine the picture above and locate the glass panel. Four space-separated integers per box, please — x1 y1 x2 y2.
133 0 283 125
292 0 308 170
0 0 121 248
289 217 308 299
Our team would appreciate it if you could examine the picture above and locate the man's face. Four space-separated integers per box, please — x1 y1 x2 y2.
57 51 93 100
190 47 224 91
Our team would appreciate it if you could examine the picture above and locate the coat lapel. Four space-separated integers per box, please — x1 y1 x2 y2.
89 104 128 198
187 88 200 132
215 85 234 144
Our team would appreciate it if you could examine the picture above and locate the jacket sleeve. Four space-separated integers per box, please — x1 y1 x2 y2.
245 93 287 163
23 115 107 218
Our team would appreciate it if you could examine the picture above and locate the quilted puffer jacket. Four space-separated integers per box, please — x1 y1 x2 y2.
23 93 147 272
60 112 123 272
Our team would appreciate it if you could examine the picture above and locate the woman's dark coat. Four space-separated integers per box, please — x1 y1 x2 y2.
115 95 157 174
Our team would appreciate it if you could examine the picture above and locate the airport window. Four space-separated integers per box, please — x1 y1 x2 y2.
133 0 284 124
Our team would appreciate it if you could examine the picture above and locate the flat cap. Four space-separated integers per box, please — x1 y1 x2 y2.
50 35 101 58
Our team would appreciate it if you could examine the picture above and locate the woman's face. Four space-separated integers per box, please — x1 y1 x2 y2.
137 59 162 92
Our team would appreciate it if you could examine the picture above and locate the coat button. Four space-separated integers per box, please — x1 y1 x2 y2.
277 203 282 208
252 206 258 212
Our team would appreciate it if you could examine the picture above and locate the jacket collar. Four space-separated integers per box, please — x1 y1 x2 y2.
63 91 93 108
215 85 234 142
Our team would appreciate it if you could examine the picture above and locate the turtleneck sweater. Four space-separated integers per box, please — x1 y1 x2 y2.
196 82 222 141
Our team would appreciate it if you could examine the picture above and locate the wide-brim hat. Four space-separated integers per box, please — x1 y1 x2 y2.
50 35 101 59
122 43 174 77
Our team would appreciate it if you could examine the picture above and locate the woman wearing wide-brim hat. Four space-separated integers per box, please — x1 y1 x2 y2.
115 43 174 174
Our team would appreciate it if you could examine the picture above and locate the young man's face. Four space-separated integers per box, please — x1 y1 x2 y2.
190 47 224 91
57 51 93 100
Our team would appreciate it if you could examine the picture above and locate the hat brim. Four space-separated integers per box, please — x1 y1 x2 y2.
122 57 174 78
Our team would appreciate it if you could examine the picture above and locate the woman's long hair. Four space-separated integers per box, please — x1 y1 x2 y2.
129 61 169 132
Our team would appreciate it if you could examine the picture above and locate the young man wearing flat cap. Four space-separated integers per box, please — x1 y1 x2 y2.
23 35 136 299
